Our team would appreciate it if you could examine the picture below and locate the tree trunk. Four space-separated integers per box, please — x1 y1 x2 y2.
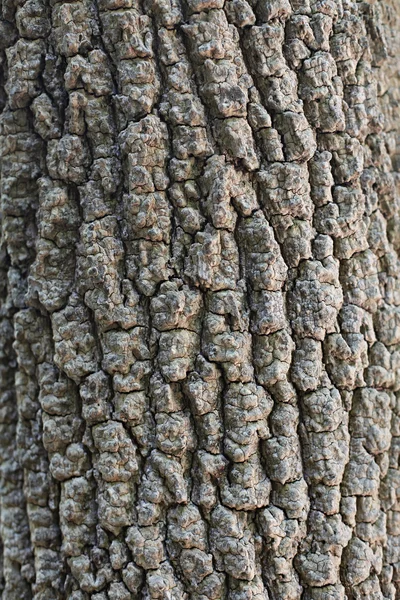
1 0 400 598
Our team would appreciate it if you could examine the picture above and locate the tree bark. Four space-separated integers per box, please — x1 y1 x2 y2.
1 0 400 598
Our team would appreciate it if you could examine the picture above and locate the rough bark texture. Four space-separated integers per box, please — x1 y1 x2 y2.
1 0 400 598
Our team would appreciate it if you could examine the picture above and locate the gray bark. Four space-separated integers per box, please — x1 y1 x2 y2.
1 0 400 598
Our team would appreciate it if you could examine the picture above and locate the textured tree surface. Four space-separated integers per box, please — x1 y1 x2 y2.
2 0 400 598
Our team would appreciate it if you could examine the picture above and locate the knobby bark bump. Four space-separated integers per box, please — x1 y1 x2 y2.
1 0 400 598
